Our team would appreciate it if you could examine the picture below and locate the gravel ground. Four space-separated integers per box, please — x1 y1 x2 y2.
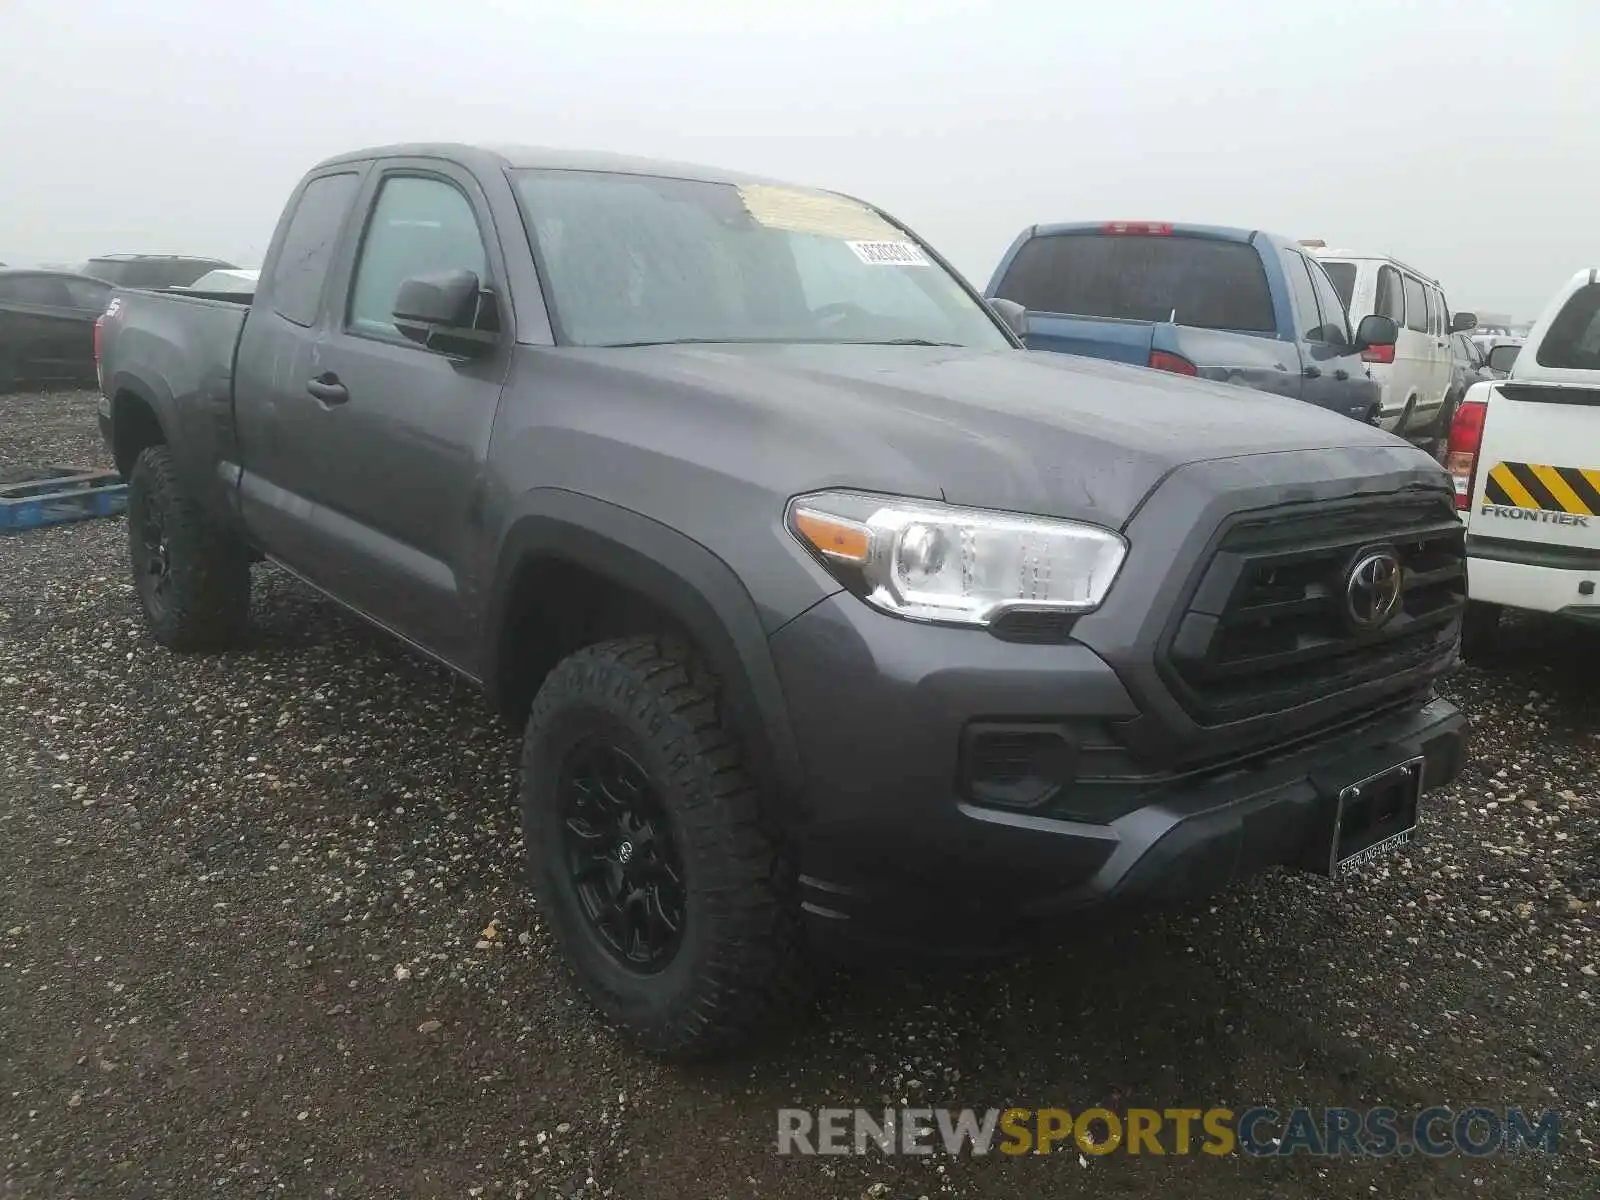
1 389 1596 1199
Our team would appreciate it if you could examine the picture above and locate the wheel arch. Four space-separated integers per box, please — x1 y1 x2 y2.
107 374 174 479
483 489 805 815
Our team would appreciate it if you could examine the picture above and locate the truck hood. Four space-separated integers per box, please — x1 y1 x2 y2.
546 342 1430 528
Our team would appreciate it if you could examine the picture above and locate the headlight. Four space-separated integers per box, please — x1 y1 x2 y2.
785 490 1127 626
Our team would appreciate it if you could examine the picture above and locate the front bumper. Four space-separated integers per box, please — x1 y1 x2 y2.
769 593 1467 954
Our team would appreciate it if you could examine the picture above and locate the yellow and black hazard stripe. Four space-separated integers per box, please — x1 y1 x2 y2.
1483 461 1600 516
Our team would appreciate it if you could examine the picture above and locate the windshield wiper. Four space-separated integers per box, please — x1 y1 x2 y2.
600 336 968 349
835 338 965 347
601 337 799 348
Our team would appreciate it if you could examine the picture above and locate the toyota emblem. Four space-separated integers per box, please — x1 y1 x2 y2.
1344 549 1404 630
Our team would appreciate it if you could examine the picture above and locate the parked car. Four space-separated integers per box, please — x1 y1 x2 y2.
1472 332 1524 361
1446 268 1600 658
80 252 238 291
984 222 1395 425
181 268 259 295
1450 330 1503 398
1309 249 1474 439
96 143 1467 1057
0 268 114 390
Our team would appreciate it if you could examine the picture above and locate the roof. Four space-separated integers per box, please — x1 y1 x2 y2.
84 251 232 262
0 267 111 283
312 141 798 189
1306 246 1439 284
1023 221 1297 248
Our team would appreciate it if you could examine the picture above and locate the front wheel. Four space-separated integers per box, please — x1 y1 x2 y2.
126 445 251 651
519 635 806 1059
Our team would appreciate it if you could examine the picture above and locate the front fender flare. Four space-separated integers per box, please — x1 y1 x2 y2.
483 488 805 812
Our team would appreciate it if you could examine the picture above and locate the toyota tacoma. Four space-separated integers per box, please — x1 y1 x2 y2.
95 142 1468 1056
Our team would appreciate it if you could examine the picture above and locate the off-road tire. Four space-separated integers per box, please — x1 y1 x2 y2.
126 444 251 651
520 635 807 1059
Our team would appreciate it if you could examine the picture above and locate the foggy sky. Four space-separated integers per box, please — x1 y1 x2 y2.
3 0 1591 319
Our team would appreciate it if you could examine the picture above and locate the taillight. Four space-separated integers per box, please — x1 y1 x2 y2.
1446 397 1488 511
1149 349 1197 376
1361 343 1396 364
1102 221 1173 236
93 315 106 391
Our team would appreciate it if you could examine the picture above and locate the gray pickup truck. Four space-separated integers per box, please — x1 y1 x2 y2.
96 142 1468 1057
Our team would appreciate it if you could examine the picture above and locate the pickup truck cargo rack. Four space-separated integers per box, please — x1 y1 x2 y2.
0 465 127 534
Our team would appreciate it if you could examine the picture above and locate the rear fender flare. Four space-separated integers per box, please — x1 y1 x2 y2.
105 371 177 472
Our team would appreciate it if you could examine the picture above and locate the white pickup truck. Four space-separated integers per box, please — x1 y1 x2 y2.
1447 268 1600 657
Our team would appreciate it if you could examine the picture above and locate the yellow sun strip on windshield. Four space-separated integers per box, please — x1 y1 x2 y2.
738 184 903 241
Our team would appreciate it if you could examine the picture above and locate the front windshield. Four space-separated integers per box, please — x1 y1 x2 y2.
513 169 1010 350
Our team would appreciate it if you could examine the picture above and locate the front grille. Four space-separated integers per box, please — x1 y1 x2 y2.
1161 492 1465 724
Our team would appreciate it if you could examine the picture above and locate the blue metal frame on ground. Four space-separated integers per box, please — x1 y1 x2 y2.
0 466 127 533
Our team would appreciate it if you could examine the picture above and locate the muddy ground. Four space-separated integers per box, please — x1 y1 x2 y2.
1 389 1595 1198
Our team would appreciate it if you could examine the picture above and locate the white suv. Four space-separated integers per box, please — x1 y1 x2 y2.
1310 249 1474 439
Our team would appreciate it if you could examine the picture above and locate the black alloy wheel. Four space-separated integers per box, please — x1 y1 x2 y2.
130 480 175 622
559 740 687 973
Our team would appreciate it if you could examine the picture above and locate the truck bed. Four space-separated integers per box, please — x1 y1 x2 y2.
97 287 249 510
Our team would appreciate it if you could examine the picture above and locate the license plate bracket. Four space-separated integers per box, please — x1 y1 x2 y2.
1321 756 1424 876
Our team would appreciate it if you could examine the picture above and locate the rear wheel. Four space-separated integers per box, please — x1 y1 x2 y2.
126 445 251 651
519 635 806 1058
1460 601 1502 663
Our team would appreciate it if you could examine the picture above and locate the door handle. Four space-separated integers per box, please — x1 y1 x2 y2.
306 373 349 405
1333 368 1350 381
1303 365 1321 379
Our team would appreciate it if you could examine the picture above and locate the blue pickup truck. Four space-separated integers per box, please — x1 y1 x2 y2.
985 221 1398 424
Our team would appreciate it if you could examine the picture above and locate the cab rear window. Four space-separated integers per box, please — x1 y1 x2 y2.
1535 282 1600 371
993 234 1275 333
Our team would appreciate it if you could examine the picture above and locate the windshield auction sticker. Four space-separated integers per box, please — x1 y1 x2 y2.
846 240 931 267
738 184 902 241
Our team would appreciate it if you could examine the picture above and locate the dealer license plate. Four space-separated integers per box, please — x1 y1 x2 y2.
1327 756 1424 876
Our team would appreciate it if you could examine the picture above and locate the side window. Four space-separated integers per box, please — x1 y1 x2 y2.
348 175 488 340
1281 251 1323 342
1320 260 1357 311
1304 258 1352 347
1433 288 1448 336
268 171 361 327
1374 265 1404 324
1402 274 1429 334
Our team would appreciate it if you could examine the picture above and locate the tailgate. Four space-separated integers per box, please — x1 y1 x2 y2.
1023 313 1154 365
1471 382 1600 553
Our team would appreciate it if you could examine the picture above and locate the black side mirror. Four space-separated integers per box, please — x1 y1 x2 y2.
1353 313 1398 352
1450 311 1477 333
989 297 1029 340
1487 343 1520 374
393 269 497 357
